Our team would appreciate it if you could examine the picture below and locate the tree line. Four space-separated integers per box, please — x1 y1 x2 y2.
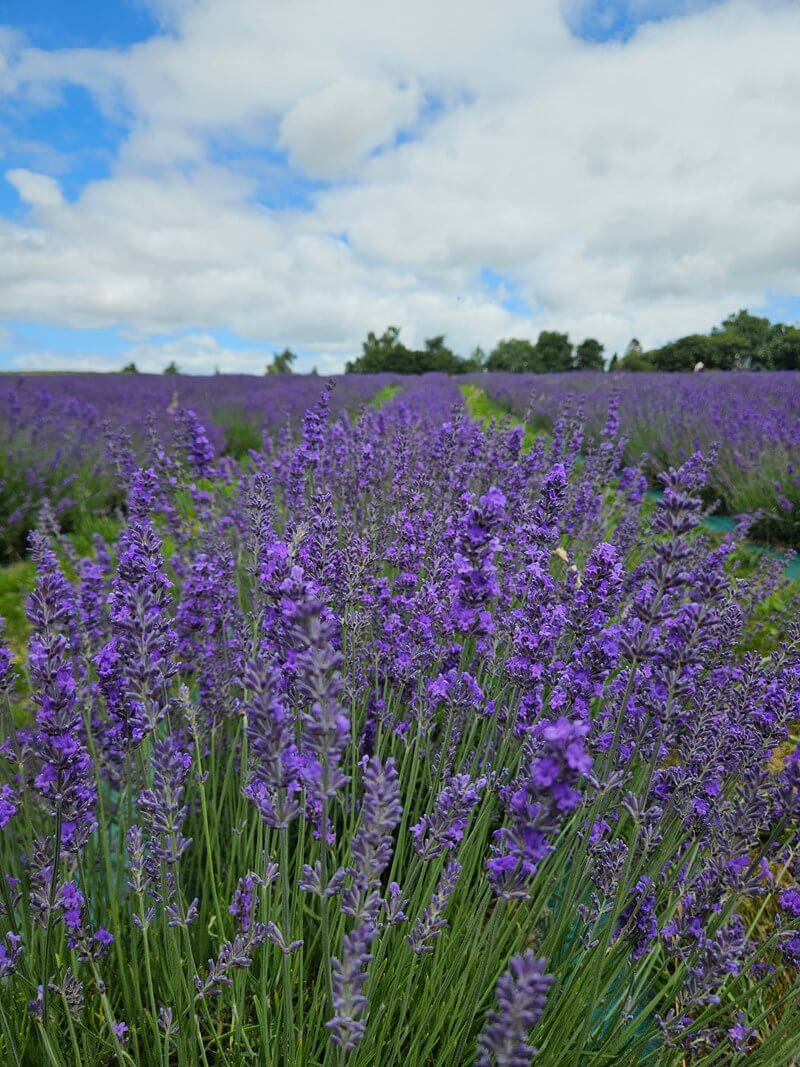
344 310 800 375
117 308 800 376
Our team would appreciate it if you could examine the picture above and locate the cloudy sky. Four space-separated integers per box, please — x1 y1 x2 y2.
1 0 799 374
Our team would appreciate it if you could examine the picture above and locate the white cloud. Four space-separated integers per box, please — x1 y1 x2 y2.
6 168 64 208
279 78 422 178
1 0 799 366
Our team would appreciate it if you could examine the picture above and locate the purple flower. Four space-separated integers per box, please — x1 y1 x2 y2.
326 922 379 1051
0 932 23 978
411 773 486 861
342 756 402 923
137 735 193 867
408 860 461 955
0 782 17 830
477 951 553 1066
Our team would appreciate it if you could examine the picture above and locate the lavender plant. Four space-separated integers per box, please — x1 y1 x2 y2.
0 384 798 1066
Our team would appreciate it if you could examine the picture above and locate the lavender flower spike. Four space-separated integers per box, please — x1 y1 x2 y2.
476 951 554 1066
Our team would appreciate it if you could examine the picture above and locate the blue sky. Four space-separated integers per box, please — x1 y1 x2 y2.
1 0 799 373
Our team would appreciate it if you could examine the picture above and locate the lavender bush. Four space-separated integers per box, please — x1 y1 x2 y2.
0 380 799 1065
0 374 397 558
472 371 800 544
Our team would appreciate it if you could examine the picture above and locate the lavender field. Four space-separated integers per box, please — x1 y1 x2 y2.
1 372 799 1065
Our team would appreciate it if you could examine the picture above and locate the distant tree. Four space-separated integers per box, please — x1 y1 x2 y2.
464 345 487 372
767 324 800 370
487 338 542 373
421 335 462 374
310 365 319 375
163 361 181 375
347 327 421 374
651 335 712 372
574 338 605 371
121 362 139 374
266 348 296 375
619 339 652 371
717 310 772 357
609 353 619 372
214 365 221 376
536 331 573 373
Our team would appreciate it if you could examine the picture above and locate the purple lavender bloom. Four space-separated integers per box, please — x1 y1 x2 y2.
487 719 591 899
173 408 216 478
26 534 96 853
476 951 553 1066
408 860 461 955
326 921 379 1051
229 873 264 934
244 664 303 828
97 519 177 748
0 619 15 695
411 773 486 861
342 756 402 922
0 932 23 978
0 782 17 829
292 595 350 805
137 735 193 867
449 486 507 634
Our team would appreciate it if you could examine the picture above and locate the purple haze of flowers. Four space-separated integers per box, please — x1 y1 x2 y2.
476 951 554 1067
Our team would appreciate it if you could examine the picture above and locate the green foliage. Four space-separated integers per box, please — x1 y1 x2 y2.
536 330 573 372
163 361 181 375
487 338 542 373
216 413 263 458
645 309 800 372
266 348 297 375
121 362 139 374
573 337 605 371
346 327 471 374
618 339 653 371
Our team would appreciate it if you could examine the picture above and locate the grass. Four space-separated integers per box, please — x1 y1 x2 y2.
459 383 544 450
368 383 404 408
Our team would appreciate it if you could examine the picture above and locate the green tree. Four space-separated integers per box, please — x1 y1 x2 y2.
121 362 139 374
464 345 487 372
619 339 653 371
609 353 619 371
487 338 542 373
767 324 800 370
535 331 573 373
266 348 296 375
346 327 419 374
421 335 462 374
163 361 181 375
718 310 771 353
574 338 605 371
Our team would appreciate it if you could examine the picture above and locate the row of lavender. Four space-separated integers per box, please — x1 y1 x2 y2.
471 371 800 545
0 373 398 558
1 378 798 1065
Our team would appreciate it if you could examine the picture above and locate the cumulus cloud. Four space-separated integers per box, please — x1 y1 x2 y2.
279 78 422 178
1 0 799 367
6 168 63 208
